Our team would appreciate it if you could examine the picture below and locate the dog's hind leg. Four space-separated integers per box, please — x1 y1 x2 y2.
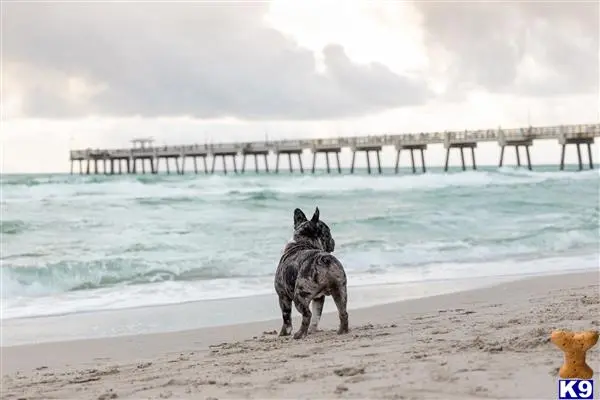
292 292 312 340
278 296 293 337
308 296 325 334
331 285 349 335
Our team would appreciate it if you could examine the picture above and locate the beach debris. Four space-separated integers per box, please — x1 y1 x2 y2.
69 376 101 384
335 384 349 394
374 332 391 337
97 389 118 399
208 342 230 348
504 327 549 350
277 375 296 384
136 362 152 369
163 378 189 386
551 329 599 379
167 354 189 363
34 366 48 371
581 295 599 305
262 330 278 335
68 366 120 384
334 366 365 377
468 335 503 353
290 353 310 358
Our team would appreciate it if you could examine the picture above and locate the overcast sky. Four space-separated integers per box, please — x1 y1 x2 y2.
2 0 599 173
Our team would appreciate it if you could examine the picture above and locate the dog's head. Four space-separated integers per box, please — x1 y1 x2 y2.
292 207 335 252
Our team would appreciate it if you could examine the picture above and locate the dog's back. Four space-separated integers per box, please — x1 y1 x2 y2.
275 241 345 301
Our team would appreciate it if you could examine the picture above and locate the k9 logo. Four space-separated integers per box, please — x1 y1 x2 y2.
558 380 594 400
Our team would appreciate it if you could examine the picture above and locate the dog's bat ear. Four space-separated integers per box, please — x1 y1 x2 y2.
311 207 320 223
294 208 308 228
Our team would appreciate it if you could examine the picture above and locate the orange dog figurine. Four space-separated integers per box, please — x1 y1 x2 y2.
551 330 599 379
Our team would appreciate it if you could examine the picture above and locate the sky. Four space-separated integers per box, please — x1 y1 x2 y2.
2 0 599 173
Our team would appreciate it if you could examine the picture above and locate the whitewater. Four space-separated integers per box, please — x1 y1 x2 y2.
1 166 599 344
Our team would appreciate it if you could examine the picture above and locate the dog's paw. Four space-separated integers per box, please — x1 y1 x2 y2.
293 331 307 340
279 325 292 337
337 328 349 335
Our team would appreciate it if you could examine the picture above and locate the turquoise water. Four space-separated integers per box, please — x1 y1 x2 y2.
1 166 599 338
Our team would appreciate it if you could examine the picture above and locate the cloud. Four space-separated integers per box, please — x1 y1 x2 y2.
3 2 430 120
414 0 599 97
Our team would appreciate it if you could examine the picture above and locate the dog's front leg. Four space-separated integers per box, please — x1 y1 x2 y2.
292 293 312 339
278 296 293 336
308 296 325 334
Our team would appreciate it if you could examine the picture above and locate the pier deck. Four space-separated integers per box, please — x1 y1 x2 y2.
70 123 599 175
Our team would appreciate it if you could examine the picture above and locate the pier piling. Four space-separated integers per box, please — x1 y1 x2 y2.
498 139 533 170
394 144 427 174
559 137 595 171
189 155 206 174
186 151 209 174
311 147 342 174
211 152 238 175
241 155 247 173
351 144 383 174
443 143 477 172
273 150 302 173
179 156 185 175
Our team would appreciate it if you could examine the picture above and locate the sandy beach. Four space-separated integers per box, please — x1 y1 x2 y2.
2 270 599 399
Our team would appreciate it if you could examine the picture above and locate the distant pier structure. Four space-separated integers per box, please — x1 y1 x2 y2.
70 123 599 175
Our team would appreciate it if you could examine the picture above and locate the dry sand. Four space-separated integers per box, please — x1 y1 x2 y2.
2 270 599 399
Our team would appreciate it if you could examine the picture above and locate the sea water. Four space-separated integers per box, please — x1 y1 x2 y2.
1 166 599 345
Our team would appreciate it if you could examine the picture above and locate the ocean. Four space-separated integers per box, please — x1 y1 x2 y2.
2 166 599 346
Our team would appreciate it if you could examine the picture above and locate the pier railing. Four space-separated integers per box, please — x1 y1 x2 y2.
69 123 599 174
70 123 600 160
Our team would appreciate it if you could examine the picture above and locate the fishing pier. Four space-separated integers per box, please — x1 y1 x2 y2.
70 123 599 175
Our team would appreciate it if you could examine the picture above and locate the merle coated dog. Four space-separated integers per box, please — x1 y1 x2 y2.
274 207 349 339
